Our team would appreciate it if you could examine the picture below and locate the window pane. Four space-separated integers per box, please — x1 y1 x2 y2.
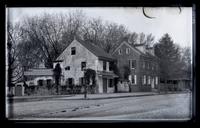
131 60 136 69
103 61 107 71
118 49 121 55
109 79 113 87
71 47 76 55
81 62 86 71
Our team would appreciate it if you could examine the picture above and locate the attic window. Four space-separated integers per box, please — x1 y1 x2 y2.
71 47 76 55
118 49 122 55
65 66 70 70
126 48 130 54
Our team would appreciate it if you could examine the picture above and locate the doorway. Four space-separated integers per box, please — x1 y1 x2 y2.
103 78 107 93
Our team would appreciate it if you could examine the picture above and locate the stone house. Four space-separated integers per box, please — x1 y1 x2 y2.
112 40 160 92
53 39 118 93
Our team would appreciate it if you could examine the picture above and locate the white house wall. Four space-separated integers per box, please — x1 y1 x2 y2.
55 40 99 85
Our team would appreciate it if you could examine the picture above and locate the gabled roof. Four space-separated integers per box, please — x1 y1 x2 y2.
24 69 53 76
112 41 142 55
56 38 115 61
112 40 158 60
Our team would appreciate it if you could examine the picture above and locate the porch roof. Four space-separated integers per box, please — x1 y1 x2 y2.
97 71 118 78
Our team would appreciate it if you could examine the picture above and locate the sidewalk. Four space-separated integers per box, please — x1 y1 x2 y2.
10 91 189 103
55 92 158 100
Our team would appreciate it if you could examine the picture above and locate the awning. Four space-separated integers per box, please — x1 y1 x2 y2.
97 71 118 78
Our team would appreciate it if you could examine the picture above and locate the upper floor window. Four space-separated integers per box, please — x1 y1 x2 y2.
71 47 76 55
103 61 107 71
143 61 145 69
65 66 70 71
81 62 86 71
126 48 130 54
129 60 136 69
109 62 113 71
118 49 122 55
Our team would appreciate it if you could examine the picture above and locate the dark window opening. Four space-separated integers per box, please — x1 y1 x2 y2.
132 75 135 84
109 62 113 71
81 62 86 71
38 80 43 86
103 61 107 71
71 47 76 55
46 79 52 86
129 60 136 69
108 79 113 87
65 66 70 70
68 78 74 85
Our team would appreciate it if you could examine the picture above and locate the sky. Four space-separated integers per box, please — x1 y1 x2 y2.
7 7 193 48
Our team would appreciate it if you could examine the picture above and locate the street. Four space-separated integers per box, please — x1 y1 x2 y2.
10 93 192 120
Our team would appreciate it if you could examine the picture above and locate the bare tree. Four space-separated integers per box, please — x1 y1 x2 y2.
7 22 25 94
138 32 146 44
145 33 155 48
127 32 138 46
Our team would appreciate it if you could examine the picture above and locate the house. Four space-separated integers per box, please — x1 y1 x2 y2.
24 63 54 88
53 38 118 93
164 70 191 91
112 40 160 92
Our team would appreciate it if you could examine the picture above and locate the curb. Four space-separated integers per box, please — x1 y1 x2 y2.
11 91 190 102
72 92 190 100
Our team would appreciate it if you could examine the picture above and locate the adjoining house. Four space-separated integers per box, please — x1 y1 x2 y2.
112 39 160 92
24 63 54 89
162 70 192 91
53 38 118 93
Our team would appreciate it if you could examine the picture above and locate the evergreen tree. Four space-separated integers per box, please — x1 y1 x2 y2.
53 63 62 94
154 33 182 83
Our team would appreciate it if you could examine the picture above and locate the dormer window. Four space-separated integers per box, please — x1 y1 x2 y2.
118 49 122 55
71 47 76 55
126 48 130 54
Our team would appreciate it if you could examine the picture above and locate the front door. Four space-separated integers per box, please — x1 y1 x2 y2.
103 78 107 93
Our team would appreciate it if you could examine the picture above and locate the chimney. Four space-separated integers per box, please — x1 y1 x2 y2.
147 47 155 56
135 44 146 53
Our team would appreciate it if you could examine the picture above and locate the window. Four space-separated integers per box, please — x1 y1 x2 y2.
68 78 74 85
131 75 137 84
46 79 52 86
143 75 146 85
108 79 113 87
148 76 151 85
143 61 145 69
79 77 84 85
126 48 130 54
38 80 43 86
71 47 76 55
109 62 113 71
103 61 107 71
129 60 136 69
65 66 70 70
81 62 86 71
155 76 158 85
118 49 122 55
